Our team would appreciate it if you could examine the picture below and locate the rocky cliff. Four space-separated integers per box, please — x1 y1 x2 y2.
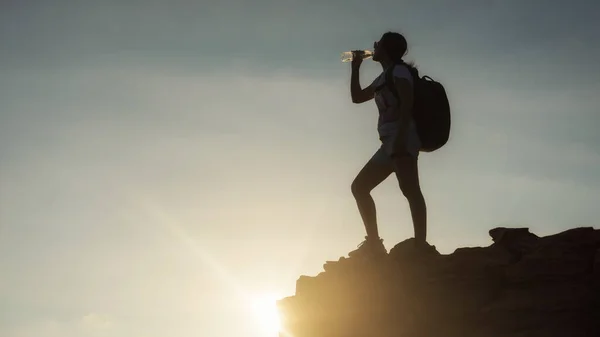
277 227 600 337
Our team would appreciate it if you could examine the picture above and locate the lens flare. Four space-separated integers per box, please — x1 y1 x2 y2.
250 293 282 335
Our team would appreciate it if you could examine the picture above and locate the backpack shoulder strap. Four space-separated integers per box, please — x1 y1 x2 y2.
387 62 421 95
379 62 417 97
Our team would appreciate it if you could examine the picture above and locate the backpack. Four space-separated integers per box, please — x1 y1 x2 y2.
383 63 451 152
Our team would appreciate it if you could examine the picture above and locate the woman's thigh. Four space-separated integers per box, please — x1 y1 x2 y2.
392 155 422 194
352 147 395 193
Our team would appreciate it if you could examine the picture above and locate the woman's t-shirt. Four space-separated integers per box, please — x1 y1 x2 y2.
369 64 421 156
370 64 414 129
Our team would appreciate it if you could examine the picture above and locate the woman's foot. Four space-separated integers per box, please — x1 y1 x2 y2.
348 236 388 258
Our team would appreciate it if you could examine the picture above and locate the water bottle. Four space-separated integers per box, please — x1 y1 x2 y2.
341 50 373 63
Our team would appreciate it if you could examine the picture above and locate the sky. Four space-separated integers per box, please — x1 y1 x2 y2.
1 0 599 336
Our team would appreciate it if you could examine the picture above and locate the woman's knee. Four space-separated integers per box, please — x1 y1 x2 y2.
399 180 423 200
351 178 370 198
352 158 393 198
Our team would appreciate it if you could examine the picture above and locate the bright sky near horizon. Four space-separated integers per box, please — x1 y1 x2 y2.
1 1 599 336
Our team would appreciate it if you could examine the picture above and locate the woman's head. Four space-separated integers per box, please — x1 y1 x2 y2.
373 32 408 63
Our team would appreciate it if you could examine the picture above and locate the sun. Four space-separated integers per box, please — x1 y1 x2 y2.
249 293 282 335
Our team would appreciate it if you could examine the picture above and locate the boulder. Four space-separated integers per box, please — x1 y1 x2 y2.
277 227 600 337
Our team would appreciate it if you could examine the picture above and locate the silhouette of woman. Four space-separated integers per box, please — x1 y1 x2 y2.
348 32 428 257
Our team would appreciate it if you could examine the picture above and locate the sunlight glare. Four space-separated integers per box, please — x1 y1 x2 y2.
250 293 282 335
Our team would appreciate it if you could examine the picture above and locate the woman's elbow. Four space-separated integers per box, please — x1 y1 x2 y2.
351 93 370 104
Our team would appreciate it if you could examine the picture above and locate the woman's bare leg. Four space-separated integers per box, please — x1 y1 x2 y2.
392 155 427 244
351 149 394 240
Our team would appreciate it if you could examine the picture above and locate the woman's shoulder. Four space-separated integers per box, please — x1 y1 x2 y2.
392 63 413 83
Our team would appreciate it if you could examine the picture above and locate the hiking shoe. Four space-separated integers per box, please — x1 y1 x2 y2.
348 236 387 258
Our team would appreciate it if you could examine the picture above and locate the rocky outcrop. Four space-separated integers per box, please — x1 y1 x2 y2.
277 227 600 337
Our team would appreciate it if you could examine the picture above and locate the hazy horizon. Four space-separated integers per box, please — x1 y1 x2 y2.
1 1 599 336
